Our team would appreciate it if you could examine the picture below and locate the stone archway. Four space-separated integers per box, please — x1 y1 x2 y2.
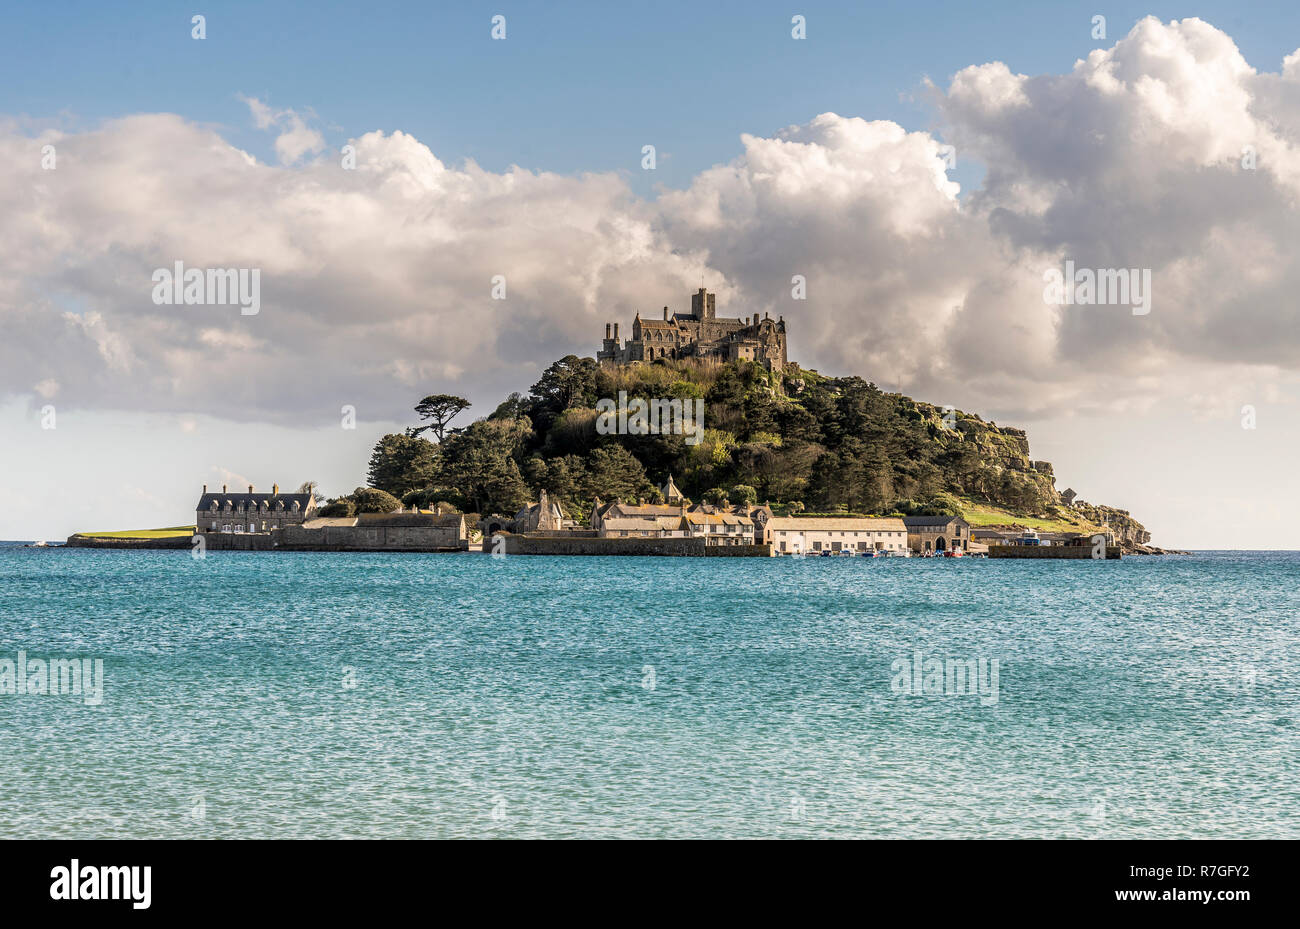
935 536 946 552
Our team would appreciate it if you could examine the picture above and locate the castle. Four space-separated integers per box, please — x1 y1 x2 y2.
597 288 788 372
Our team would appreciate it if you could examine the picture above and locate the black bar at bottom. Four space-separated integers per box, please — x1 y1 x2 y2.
0 839 1286 917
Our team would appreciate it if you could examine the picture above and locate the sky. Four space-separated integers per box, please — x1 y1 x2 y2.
2 1 1299 547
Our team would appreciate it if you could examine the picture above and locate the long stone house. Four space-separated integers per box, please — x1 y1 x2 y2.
196 483 316 534
764 516 909 555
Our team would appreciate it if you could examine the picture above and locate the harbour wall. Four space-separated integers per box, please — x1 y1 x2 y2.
491 535 770 557
988 545 1121 560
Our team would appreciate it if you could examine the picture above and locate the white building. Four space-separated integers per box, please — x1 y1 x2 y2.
765 517 909 555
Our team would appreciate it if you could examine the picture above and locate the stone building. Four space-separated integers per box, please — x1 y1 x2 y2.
196 483 316 534
684 511 756 545
902 515 971 553
480 490 573 537
598 288 788 372
590 497 757 544
765 517 908 555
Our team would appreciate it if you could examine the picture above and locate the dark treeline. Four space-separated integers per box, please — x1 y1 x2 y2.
345 354 1062 520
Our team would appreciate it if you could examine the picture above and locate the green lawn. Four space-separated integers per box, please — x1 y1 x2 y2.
71 526 195 539
958 502 1091 532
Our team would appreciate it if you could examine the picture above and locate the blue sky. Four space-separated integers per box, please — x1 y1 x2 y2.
3 3 1300 546
6 0 1298 195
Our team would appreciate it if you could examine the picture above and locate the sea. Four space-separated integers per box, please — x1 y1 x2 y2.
0 543 1295 839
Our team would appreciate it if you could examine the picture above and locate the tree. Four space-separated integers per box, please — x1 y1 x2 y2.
367 433 438 498
436 417 534 514
703 487 730 506
296 481 318 495
318 497 356 518
410 394 470 442
529 355 597 428
490 392 529 422
730 484 758 507
579 445 654 503
527 454 588 503
351 487 402 514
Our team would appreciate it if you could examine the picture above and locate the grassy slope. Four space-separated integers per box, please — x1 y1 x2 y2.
71 526 195 539
958 501 1101 533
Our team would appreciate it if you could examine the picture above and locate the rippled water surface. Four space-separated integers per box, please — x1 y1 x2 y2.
0 546 1296 838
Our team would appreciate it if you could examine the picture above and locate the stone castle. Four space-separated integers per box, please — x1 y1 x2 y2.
597 288 788 372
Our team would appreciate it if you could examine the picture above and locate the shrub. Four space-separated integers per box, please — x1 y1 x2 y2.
351 487 402 514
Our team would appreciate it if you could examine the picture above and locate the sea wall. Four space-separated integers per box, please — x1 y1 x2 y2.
988 545 1121 560
64 535 193 550
278 525 464 552
491 534 770 557
203 526 466 552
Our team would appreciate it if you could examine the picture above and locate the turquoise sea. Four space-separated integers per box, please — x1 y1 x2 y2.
0 545 1295 839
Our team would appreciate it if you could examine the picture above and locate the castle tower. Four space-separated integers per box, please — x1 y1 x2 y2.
691 288 715 320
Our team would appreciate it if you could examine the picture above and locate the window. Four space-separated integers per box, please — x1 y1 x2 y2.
813 541 822 550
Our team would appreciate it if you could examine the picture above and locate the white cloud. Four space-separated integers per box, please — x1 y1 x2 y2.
1 17 1299 431
238 95 326 165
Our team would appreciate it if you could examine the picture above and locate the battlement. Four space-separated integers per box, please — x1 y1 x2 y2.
598 288 788 372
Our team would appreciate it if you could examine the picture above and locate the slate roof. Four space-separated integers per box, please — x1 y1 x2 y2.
767 517 907 532
197 492 313 511
607 503 686 518
685 512 755 527
901 515 969 528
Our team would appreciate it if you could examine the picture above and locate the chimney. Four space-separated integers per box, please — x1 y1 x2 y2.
605 323 611 339
273 483 279 495
663 306 669 320
222 484 228 493
248 484 254 494
202 484 207 494
613 323 620 340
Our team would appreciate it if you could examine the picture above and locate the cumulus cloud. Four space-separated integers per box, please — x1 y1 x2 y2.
239 95 326 165
2 16 1299 427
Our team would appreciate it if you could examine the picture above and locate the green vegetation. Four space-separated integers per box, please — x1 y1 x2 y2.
356 353 1147 538
72 526 195 539
957 502 1095 532
319 487 402 517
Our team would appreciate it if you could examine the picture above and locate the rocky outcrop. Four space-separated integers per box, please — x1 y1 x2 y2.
1069 502 1151 547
